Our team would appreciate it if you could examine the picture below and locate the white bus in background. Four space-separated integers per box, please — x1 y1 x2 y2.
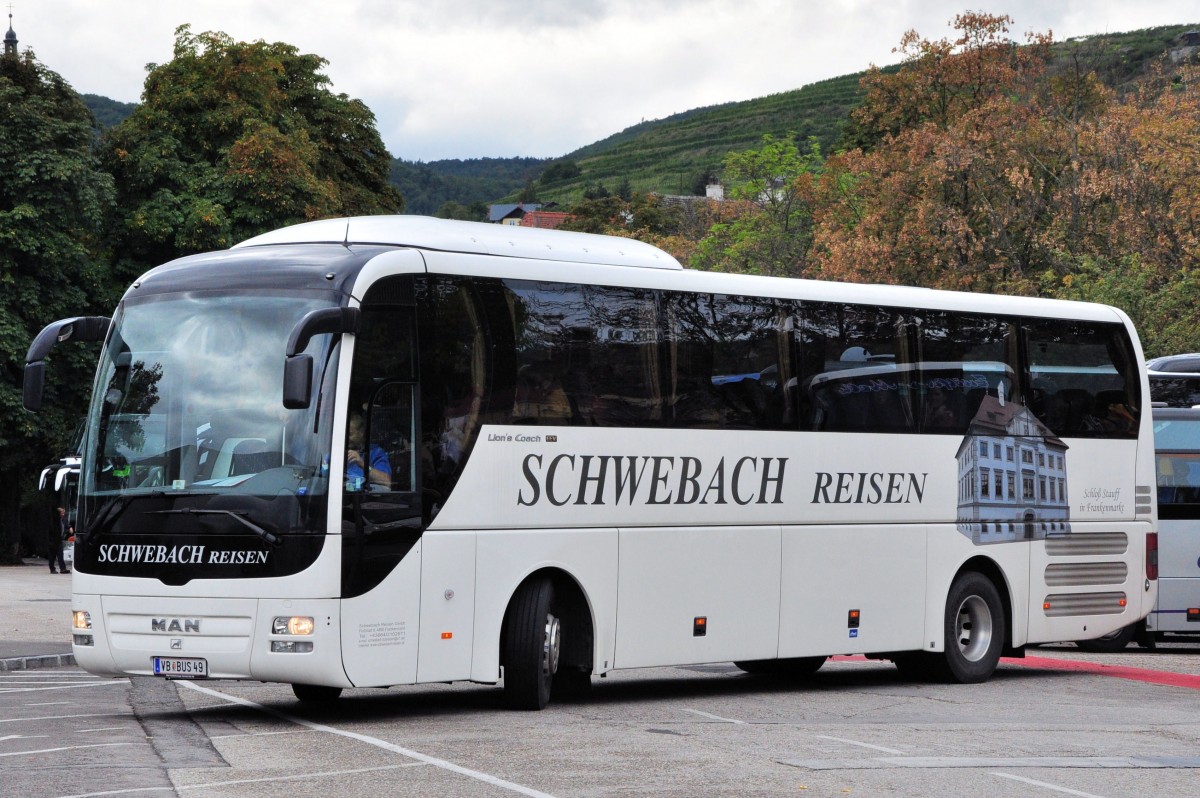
1076 405 1200 651
24 216 1158 708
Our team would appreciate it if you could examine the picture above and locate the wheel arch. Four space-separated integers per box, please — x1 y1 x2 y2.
499 567 596 675
953 555 1015 651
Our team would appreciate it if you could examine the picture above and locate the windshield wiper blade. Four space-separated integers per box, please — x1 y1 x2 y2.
79 497 129 550
147 508 279 546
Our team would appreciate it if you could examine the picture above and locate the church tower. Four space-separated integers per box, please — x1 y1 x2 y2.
3 10 17 56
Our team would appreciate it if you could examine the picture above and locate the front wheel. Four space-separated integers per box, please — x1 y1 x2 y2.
503 577 560 710
933 571 1005 684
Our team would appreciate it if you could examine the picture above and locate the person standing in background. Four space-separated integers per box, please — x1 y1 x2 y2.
48 506 70 574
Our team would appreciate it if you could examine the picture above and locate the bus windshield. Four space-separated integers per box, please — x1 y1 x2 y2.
80 292 339 537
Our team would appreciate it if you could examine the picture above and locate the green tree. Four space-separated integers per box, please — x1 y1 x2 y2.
539 160 581 185
0 50 114 562
691 134 821 277
434 200 480 221
517 178 539 204
101 26 403 281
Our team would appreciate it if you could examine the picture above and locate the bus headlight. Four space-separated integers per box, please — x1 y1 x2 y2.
73 610 92 630
272 616 314 636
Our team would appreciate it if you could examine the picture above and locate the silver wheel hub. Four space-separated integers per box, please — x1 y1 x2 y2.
954 595 993 662
543 613 561 677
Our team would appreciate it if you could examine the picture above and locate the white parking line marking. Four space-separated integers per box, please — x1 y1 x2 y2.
0 734 50 742
76 727 126 734
782 755 1200 769
0 672 99 678
681 708 745 724
210 728 313 740
0 742 132 758
57 764 428 798
816 735 907 755
0 712 126 724
180 681 561 798
0 681 129 694
992 772 1107 797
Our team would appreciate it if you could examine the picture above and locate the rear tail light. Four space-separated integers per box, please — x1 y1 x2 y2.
1146 532 1159 581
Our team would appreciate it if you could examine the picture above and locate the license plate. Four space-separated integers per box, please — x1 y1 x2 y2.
152 656 208 678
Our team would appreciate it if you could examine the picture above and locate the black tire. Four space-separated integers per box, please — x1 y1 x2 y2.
291 683 343 702
553 667 592 701
1075 622 1137 653
733 656 826 677
933 572 1005 684
503 577 559 710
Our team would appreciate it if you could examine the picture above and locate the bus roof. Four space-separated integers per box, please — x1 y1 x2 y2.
233 215 683 271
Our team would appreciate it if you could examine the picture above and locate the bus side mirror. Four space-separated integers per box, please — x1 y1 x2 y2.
23 316 111 412
283 355 314 410
23 361 46 412
282 307 360 410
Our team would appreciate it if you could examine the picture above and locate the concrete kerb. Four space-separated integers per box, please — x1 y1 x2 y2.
1 557 77 671
0 652 76 671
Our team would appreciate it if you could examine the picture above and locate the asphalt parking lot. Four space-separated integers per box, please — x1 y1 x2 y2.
4 561 1199 798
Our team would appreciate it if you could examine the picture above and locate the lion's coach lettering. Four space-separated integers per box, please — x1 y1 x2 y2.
518 453 788 507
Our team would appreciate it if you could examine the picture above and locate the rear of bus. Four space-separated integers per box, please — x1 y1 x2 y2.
1149 408 1200 639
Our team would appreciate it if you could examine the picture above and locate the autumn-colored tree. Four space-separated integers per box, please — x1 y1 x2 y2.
101 26 403 281
812 14 1200 351
813 15 1066 291
844 12 1052 150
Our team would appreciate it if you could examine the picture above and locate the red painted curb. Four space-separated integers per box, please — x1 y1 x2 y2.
1002 654 1200 690
827 653 1200 690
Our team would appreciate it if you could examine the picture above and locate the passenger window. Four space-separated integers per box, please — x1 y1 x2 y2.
915 312 1017 434
798 303 915 433
1024 320 1140 439
665 293 789 429
583 285 663 426
502 281 589 425
415 277 489 501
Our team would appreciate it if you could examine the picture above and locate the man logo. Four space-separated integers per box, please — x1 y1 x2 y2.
171 639 182 650
152 618 201 633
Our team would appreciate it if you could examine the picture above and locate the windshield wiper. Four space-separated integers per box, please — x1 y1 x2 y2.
80 497 130 549
146 508 280 546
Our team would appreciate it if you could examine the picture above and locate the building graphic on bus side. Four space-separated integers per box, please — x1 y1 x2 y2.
956 394 1071 544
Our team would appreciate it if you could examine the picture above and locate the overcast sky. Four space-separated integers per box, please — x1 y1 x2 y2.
10 1 1198 162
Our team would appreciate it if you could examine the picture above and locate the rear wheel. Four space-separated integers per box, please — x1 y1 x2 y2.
503 577 559 710
291 683 343 702
932 572 1005 684
1075 622 1136 653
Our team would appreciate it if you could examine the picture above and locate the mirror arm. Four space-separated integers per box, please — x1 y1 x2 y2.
23 317 111 412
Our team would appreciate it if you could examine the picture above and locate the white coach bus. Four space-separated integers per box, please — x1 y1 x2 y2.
24 216 1158 708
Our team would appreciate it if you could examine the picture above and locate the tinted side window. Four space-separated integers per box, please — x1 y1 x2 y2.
586 285 663 426
498 280 662 428
1024 320 1140 439
798 303 915 433
665 292 790 429
502 280 589 425
914 312 1017 434
416 276 490 501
